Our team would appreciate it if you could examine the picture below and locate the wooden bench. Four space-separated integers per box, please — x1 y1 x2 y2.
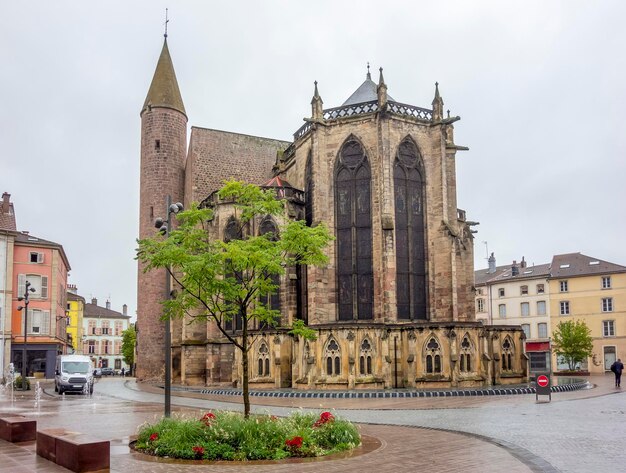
0 415 36 442
37 428 110 473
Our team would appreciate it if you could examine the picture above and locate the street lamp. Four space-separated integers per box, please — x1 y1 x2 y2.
56 312 71 354
154 195 183 417
17 281 36 390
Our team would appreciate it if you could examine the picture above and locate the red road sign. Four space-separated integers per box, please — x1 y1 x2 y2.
537 375 549 387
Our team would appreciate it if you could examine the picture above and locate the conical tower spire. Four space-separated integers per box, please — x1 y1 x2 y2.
141 39 186 116
311 81 324 119
432 82 444 121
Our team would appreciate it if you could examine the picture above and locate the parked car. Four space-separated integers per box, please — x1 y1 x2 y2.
93 368 102 377
101 367 115 376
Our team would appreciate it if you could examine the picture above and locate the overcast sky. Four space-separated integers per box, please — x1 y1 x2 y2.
3 1 625 320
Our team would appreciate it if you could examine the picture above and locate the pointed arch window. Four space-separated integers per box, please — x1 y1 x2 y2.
502 337 514 371
259 216 281 328
335 138 373 321
425 337 442 374
394 139 427 320
257 341 270 377
359 338 373 375
459 335 473 373
224 216 243 332
298 152 313 325
325 338 341 376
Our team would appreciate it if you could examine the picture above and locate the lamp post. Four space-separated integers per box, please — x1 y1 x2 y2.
56 312 71 354
154 195 183 418
17 280 36 390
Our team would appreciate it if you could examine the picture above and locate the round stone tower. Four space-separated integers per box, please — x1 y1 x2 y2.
136 38 187 381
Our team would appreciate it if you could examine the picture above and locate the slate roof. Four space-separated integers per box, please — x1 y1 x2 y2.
84 302 130 320
549 253 626 278
342 72 394 106
475 263 550 286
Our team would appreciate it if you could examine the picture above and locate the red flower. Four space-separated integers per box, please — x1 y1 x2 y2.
201 412 216 426
149 433 158 442
313 411 335 428
270 415 278 422
285 436 303 449
192 445 204 458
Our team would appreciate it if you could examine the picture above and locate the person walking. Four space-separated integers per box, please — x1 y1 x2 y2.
610 359 624 387
121 367 125 378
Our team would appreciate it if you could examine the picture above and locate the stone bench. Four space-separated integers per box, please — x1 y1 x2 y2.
0 415 37 442
37 428 110 473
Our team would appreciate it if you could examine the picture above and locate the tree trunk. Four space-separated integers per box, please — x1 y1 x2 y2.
242 316 250 418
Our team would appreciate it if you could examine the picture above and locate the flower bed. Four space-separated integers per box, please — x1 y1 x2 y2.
135 411 360 461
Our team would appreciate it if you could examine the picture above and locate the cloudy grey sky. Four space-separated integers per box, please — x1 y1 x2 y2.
2 1 625 319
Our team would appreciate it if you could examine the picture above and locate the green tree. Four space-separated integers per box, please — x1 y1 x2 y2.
552 319 594 371
121 324 136 370
137 180 331 417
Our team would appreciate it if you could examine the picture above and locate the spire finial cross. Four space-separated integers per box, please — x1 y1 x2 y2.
164 8 170 38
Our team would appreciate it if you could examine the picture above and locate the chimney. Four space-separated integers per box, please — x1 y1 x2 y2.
91 297 97 306
122 304 128 316
487 252 496 273
511 260 519 276
67 284 77 294
1 192 9 212
106 300 111 310
520 256 527 269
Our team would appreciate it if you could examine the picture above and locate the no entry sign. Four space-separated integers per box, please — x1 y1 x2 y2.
535 372 551 401
537 375 549 387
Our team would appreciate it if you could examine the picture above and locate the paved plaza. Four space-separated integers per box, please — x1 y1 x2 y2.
0 374 624 472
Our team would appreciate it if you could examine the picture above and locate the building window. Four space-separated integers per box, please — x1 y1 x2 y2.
18 274 48 299
538 323 548 338
536 284 545 294
394 139 426 321
536 300 546 316
498 304 506 318
29 252 44 263
559 280 568 292
476 288 483 296
521 324 531 339
602 276 611 289
501 337 514 370
88 340 95 354
26 309 50 335
477 298 485 313
359 339 373 375
602 298 613 312
459 335 473 373
336 138 374 321
259 217 281 328
325 338 341 376
425 337 442 374
520 285 528 295
521 302 530 317
257 342 270 377
498 288 505 297
560 301 570 315
603 320 615 337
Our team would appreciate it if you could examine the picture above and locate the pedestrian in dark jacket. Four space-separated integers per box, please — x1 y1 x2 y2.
610 359 624 387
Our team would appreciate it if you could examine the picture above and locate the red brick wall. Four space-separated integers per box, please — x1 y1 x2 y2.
136 106 187 382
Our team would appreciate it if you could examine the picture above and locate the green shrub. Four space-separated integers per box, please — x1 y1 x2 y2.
13 376 30 390
135 410 360 461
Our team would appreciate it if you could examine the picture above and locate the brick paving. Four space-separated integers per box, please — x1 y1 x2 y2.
0 374 624 472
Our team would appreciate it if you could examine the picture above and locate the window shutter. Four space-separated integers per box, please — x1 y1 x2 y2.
41 276 48 299
18 274 26 297
27 310 35 334
83 341 89 353
41 311 50 335
37 253 44 263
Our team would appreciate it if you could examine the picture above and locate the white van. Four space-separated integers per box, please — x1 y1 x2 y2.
55 355 94 395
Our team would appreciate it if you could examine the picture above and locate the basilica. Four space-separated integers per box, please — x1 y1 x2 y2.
136 37 528 389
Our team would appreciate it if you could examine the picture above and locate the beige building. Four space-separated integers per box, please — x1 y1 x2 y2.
548 253 626 374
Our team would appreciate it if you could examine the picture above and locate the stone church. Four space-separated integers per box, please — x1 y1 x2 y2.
136 37 527 390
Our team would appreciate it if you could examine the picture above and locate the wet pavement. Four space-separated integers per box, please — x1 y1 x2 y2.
0 374 624 472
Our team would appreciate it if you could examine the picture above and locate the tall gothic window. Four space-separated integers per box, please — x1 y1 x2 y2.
297 151 314 324
502 337 514 371
335 138 373 320
394 139 427 320
460 334 473 373
359 338 373 375
257 341 270 377
224 217 243 332
259 217 281 329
